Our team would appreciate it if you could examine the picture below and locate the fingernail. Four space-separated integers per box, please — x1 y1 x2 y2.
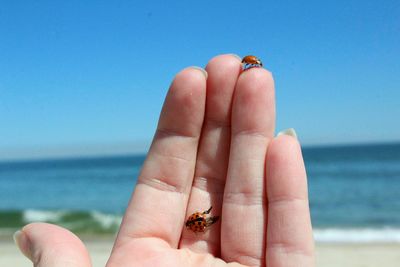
228 53 242 61
277 128 298 139
189 66 208 79
13 230 32 260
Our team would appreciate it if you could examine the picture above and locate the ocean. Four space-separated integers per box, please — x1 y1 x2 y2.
1 143 399 243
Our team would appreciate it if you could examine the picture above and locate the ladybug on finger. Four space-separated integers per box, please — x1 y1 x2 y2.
241 55 263 70
185 206 219 233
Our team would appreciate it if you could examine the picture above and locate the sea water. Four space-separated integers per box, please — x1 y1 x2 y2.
1 143 399 242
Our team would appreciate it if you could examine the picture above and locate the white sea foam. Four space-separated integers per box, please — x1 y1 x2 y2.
90 211 122 228
23 209 65 222
21 209 122 232
314 228 400 243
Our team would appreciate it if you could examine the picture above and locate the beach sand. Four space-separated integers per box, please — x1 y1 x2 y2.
316 243 400 267
1 238 399 266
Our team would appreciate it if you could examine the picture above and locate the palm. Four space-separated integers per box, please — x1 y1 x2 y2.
108 240 239 266
17 55 314 267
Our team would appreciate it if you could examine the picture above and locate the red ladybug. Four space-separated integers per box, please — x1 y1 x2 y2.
185 206 219 233
241 55 263 70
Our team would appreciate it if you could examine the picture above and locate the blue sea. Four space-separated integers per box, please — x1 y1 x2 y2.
1 143 400 243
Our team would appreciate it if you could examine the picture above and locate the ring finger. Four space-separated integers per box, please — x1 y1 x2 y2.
221 66 275 266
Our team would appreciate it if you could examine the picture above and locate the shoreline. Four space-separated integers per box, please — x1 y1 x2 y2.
1 238 399 267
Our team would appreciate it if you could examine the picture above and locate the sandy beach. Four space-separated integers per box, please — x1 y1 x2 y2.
1 237 399 267
315 243 400 267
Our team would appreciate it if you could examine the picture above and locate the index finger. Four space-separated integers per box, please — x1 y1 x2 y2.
114 67 207 248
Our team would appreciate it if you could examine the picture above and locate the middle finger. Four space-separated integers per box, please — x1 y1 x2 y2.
179 54 242 255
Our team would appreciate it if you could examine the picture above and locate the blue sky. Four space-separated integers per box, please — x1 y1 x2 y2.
1 1 399 159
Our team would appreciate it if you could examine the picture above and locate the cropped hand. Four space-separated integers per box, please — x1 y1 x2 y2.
15 54 314 267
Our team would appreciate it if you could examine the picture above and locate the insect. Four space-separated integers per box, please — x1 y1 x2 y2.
185 206 219 233
241 55 263 70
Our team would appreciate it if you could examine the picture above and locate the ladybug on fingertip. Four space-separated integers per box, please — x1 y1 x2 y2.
185 206 219 233
241 55 263 70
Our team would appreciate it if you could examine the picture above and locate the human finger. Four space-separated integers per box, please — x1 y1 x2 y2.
14 223 92 267
179 54 241 254
113 67 207 249
221 67 275 266
265 132 315 267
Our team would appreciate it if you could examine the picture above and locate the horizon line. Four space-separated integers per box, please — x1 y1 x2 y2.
1 139 399 163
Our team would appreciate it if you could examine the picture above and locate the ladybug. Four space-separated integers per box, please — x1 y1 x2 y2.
241 55 263 70
185 206 219 233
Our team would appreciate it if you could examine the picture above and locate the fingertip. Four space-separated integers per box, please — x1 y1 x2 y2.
18 223 91 267
277 128 298 140
22 222 82 243
187 66 208 79
174 66 208 86
232 65 275 137
238 67 274 87
266 133 307 201
206 54 242 71
170 66 207 113
14 229 33 261
159 65 208 138
268 133 302 163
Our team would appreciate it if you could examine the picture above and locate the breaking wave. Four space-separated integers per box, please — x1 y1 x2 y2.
0 209 122 235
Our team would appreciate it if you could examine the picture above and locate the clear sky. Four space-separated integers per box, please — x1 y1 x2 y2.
1 1 399 160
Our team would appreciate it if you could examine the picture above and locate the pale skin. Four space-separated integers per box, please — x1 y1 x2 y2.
15 54 315 267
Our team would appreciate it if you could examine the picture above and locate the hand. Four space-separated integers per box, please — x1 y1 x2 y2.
14 54 314 267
